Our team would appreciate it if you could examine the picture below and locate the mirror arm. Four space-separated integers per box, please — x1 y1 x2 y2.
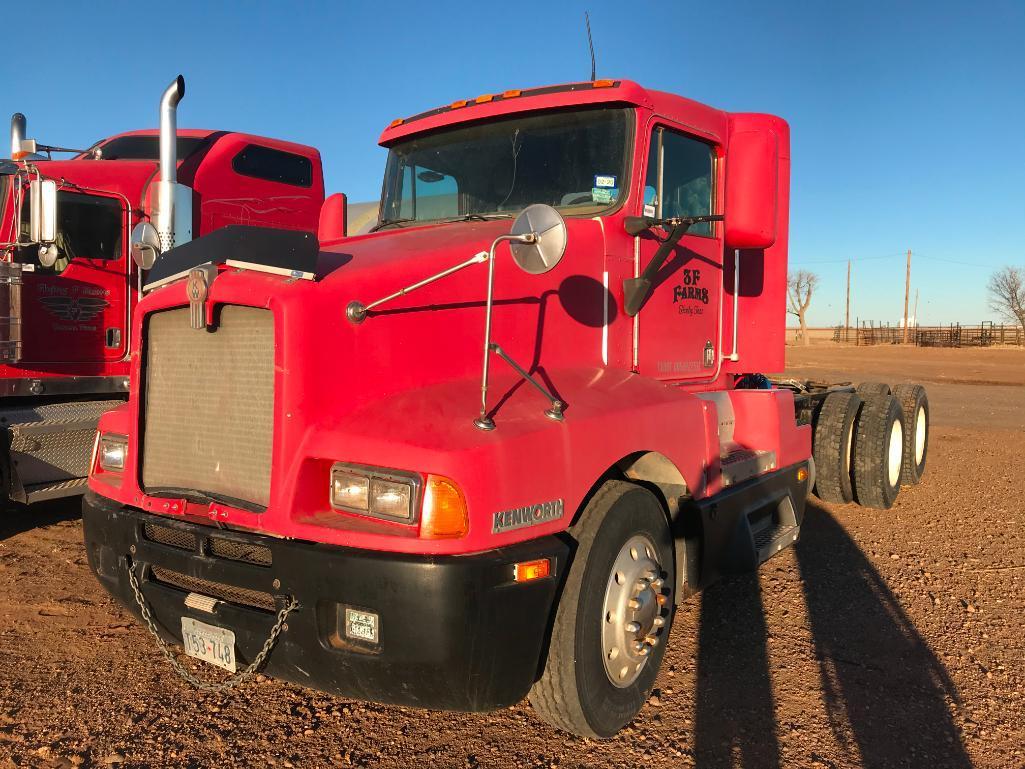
473 233 536 431
346 250 489 324
622 214 725 317
489 342 564 421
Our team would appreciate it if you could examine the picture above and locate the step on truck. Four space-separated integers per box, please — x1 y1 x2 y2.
0 77 324 507
81 79 929 737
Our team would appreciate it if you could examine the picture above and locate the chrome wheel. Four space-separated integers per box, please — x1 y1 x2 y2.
601 534 671 687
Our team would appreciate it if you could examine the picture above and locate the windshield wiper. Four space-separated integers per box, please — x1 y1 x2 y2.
369 217 416 233
442 213 513 223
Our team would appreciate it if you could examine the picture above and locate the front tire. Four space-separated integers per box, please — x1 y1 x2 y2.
529 481 674 738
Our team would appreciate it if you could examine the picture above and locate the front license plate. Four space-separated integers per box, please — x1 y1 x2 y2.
181 617 237 672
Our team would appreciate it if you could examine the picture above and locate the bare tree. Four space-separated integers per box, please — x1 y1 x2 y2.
988 266 1025 336
787 270 818 346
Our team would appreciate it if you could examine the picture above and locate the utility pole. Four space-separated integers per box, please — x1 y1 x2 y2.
912 289 919 327
845 259 851 342
902 248 912 344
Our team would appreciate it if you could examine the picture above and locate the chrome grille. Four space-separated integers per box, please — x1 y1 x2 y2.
141 306 274 509
150 566 276 612
143 522 197 551
208 536 273 567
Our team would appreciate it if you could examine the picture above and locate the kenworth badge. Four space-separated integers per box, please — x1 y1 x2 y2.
492 499 564 534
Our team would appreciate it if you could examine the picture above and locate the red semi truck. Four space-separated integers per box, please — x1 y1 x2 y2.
81 79 929 737
0 77 324 506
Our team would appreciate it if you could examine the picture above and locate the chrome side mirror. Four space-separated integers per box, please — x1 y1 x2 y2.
509 204 567 275
130 222 161 270
29 179 57 243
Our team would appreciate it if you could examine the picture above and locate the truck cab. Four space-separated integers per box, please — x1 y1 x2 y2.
0 78 324 505
82 80 926 737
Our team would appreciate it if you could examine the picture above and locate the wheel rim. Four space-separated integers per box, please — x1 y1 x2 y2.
601 534 670 688
888 418 903 488
915 406 926 465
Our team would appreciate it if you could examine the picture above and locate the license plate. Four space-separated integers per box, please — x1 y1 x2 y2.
181 617 237 672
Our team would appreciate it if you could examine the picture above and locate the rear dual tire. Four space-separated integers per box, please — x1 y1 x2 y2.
852 393 906 509
893 383 929 484
813 391 861 504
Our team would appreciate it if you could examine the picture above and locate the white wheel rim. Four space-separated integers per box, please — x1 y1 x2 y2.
601 534 670 688
915 406 926 465
844 421 854 473
888 419 903 488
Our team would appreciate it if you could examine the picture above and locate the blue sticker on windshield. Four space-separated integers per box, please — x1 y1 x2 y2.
594 174 617 188
592 187 618 204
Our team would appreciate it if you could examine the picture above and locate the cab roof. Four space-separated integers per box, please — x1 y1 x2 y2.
378 79 730 146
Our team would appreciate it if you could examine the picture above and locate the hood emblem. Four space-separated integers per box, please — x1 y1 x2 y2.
186 265 216 330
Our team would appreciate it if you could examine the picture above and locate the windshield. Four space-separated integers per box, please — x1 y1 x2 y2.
380 107 631 225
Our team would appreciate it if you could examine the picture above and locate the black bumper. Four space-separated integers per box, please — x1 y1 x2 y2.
82 492 568 711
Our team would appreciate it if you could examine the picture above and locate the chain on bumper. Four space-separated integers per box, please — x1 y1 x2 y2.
125 557 298 693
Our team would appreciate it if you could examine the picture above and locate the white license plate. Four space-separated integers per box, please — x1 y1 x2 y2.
181 617 237 672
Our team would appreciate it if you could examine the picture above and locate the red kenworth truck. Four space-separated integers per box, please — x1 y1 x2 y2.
0 77 324 506
82 79 929 737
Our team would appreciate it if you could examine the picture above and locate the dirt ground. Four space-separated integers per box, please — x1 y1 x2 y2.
1 345 1023 769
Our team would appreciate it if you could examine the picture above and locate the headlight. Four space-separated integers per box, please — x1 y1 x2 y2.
98 433 128 472
330 463 418 522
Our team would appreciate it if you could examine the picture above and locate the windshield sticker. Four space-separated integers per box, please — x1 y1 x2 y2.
594 174 617 188
643 204 656 217
592 187 618 205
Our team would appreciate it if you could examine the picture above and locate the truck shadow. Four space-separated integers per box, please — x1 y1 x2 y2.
0 496 81 542
691 501 971 768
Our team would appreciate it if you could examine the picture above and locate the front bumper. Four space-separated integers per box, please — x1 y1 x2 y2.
82 491 568 711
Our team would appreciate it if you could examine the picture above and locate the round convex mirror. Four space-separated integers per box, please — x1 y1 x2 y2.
510 204 567 275
130 222 161 270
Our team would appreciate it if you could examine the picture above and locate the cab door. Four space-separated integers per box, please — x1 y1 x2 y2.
20 189 129 364
634 123 722 380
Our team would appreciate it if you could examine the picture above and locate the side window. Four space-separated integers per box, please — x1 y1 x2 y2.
644 127 715 236
232 144 313 188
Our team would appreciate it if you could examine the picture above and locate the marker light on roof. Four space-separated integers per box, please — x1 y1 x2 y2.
593 79 616 88
501 89 522 98
450 99 468 109
388 118 404 128
475 94 494 104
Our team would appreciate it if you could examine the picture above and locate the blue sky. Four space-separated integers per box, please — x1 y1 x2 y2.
4 0 1023 326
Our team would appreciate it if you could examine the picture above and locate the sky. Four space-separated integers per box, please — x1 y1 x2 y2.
3 0 1023 327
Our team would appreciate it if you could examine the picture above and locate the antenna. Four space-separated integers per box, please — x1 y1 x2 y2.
585 11 596 81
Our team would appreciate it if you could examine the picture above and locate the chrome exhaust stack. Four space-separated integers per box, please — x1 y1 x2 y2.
10 113 26 158
154 75 192 253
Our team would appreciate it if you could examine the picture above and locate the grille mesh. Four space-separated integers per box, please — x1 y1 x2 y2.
142 306 274 508
150 566 276 612
143 522 197 551
208 536 273 567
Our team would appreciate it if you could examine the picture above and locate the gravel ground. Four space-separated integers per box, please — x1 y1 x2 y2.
0 345 1022 768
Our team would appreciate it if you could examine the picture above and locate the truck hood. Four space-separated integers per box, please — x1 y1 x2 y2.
316 216 602 290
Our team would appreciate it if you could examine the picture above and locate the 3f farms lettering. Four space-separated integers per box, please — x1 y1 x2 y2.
672 269 707 315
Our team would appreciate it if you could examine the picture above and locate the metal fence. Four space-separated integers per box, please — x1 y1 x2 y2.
831 322 1023 347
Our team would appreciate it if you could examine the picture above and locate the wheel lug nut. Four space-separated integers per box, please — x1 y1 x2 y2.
626 621 641 633
633 641 645 652
638 646 650 656
656 594 667 606
652 616 665 628
650 578 664 589
628 599 641 610
645 635 658 646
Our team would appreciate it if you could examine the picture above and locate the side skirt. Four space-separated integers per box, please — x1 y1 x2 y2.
674 461 809 592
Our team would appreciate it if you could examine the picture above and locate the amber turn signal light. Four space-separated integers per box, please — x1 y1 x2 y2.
420 475 469 539
797 467 808 483
592 79 616 88
514 558 551 583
